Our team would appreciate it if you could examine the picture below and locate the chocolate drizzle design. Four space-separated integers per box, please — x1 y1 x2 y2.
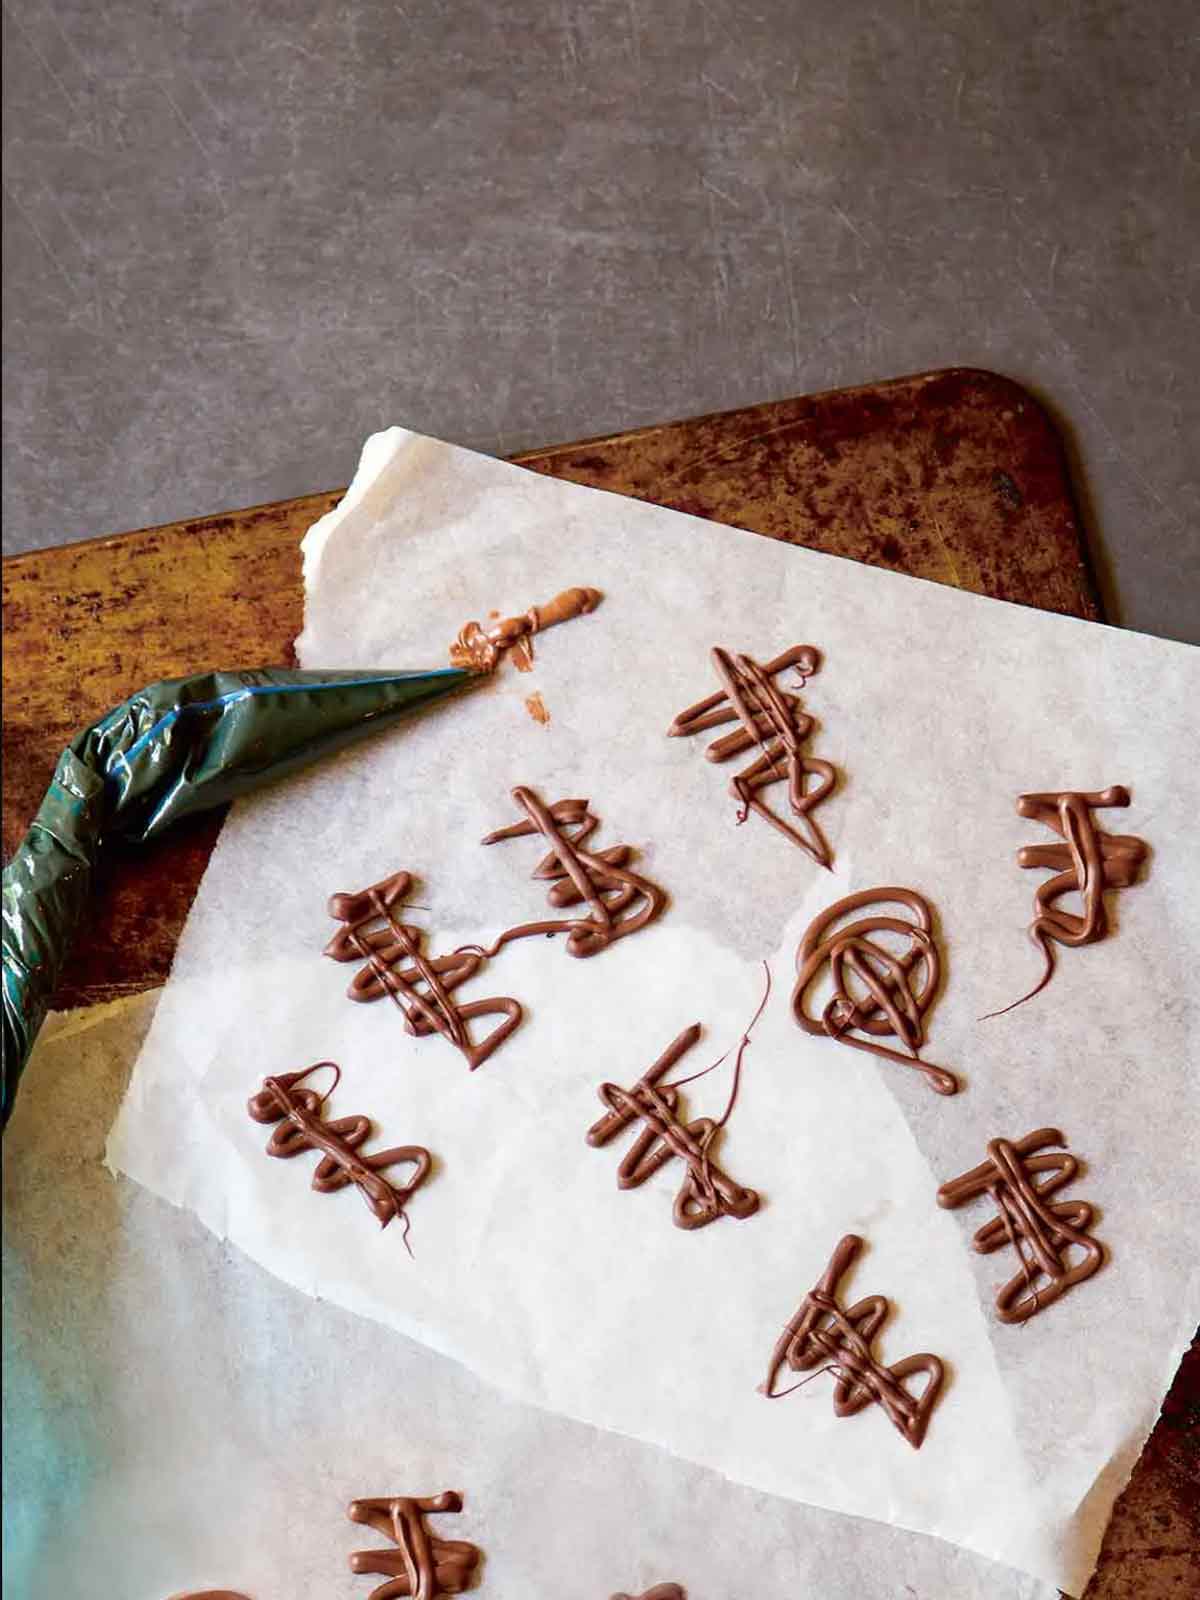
761 1234 944 1449
937 1128 1104 1323
988 786 1148 1018
479 787 666 957
450 585 602 673
325 795 662 1067
668 645 837 868
587 1022 759 1230
610 1588 687 1600
792 887 957 1095
247 1064 431 1240
326 871 523 1069
348 1493 480 1600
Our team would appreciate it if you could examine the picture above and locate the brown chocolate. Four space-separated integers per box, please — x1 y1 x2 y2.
348 1493 480 1600
761 1234 944 1449
326 870 523 1069
450 585 602 673
479 787 667 957
587 1023 759 1230
792 887 957 1095
166 1593 254 1599
524 690 551 724
987 786 1148 1018
937 1128 1104 1323
669 645 837 869
247 1064 431 1238
611 1588 687 1600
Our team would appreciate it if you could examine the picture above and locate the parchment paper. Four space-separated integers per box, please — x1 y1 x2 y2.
5 992 1054 1599
108 428 1200 1595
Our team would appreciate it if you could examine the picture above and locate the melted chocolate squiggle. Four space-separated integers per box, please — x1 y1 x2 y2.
987 786 1148 1018
610 1587 687 1600
669 645 837 868
247 1064 431 1236
587 1024 759 1230
937 1128 1104 1323
792 887 957 1095
761 1234 944 1449
348 1493 480 1600
326 871 523 1069
479 788 667 957
450 585 602 673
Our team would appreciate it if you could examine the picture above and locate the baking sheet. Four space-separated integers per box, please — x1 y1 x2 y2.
5 992 1054 1599
107 427 1200 1594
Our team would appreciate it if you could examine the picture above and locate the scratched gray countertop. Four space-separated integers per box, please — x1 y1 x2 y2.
3 0 1197 644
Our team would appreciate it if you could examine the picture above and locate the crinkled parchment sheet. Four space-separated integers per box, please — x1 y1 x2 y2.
97 428 1198 1595
7 992 1055 1598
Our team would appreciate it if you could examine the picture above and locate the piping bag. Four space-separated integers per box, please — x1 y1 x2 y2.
1 665 474 1126
1 585 601 1127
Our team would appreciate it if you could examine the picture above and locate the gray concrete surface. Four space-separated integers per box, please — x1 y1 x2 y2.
3 1 1197 643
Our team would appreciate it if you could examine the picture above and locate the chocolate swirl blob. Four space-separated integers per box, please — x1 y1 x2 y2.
761 1233 944 1449
348 1492 480 1600
792 887 957 1095
669 645 837 869
937 1128 1104 1323
987 786 1148 1018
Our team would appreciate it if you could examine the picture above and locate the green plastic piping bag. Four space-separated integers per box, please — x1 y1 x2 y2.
1 665 474 1125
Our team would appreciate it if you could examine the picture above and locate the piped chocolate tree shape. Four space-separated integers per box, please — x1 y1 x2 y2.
248 1064 430 1239
986 786 1148 1018
792 887 957 1095
761 1234 944 1449
348 1493 480 1600
587 1023 759 1231
479 787 666 956
668 645 837 869
325 870 523 1069
937 1128 1104 1323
